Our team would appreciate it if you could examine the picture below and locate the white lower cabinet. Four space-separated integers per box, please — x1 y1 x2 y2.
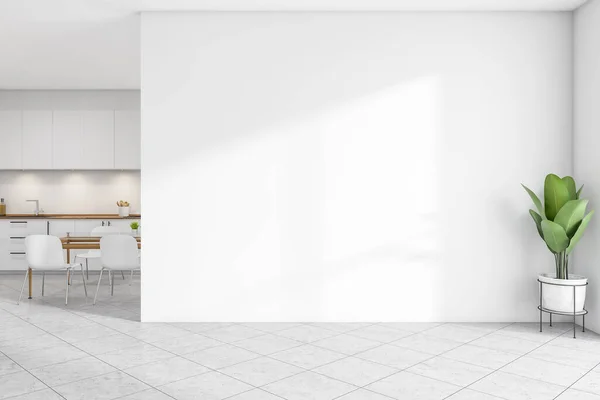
48 220 75 237
0 220 47 271
107 219 135 233
74 220 104 234
74 219 133 233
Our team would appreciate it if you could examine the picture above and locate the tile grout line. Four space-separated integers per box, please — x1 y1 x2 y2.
214 323 390 397
4 314 574 394
346 323 516 400
261 323 512 400
0 279 141 321
47 308 348 397
435 338 593 373
447 324 589 400
0 349 68 400
0 304 180 400
317 322 574 400
229 322 442 396
141 321 429 399
551 360 600 399
0 302 545 400
2 282 599 400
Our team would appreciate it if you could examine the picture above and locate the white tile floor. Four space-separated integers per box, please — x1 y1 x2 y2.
0 273 599 400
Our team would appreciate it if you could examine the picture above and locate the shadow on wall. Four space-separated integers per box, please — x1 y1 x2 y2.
142 13 572 321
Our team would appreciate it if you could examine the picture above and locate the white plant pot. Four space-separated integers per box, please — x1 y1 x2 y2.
539 273 587 313
118 206 130 218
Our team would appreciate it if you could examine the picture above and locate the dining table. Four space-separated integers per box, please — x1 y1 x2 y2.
26 232 141 299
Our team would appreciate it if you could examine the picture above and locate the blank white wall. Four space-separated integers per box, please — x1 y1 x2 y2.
575 0 600 333
141 12 572 322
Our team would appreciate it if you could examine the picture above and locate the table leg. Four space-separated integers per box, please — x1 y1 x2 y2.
66 249 71 285
28 268 32 299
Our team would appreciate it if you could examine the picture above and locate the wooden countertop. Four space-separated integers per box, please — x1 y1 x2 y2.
0 214 141 220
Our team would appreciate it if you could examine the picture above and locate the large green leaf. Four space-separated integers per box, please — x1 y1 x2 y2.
567 210 595 254
577 184 584 199
529 209 544 240
554 199 588 238
544 174 570 220
562 176 577 200
522 184 545 219
541 220 569 253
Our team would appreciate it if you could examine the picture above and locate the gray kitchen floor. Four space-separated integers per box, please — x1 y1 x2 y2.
0 274 599 400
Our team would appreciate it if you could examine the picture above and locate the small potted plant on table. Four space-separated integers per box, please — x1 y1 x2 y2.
523 174 594 336
130 221 140 235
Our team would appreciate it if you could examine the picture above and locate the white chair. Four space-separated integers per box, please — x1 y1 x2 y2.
75 226 125 281
19 235 87 305
94 235 140 305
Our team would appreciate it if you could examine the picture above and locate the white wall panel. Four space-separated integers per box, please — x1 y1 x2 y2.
141 12 573 322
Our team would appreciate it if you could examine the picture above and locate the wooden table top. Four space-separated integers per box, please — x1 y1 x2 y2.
60 236 142 250
61 236 141 243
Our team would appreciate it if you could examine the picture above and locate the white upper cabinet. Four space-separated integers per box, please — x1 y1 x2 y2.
1 107 139 171
53 111 82 169
115 110 141 170
82 111 115 169
0 111 22 169
22 111 53 169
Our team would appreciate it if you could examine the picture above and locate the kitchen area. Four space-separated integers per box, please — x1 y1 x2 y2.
0 90 141 299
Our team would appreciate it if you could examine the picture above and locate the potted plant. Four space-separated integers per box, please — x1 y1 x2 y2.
130 221 140 235
117 200 130 217
523 174 594 313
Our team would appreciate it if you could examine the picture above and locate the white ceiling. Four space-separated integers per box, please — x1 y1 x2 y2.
0 0 589 89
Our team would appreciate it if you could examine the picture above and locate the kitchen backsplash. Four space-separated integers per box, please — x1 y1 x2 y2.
0 170 140 214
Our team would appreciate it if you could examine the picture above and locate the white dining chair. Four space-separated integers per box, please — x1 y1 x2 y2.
75 226 126 281
19 235 87 305
93 235 140 305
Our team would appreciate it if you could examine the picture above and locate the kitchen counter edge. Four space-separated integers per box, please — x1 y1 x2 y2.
0 214 141 220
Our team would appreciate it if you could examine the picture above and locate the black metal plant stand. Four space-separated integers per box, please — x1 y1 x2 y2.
538 278 588 339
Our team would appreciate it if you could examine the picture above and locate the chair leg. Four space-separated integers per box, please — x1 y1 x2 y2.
71 256 76 286
18 269 29 305
65 269 70 305
94 268 104 305
121 270 125 280
86 258 89 280
80 265 88 298
111 271 115 296
42 272 45 296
